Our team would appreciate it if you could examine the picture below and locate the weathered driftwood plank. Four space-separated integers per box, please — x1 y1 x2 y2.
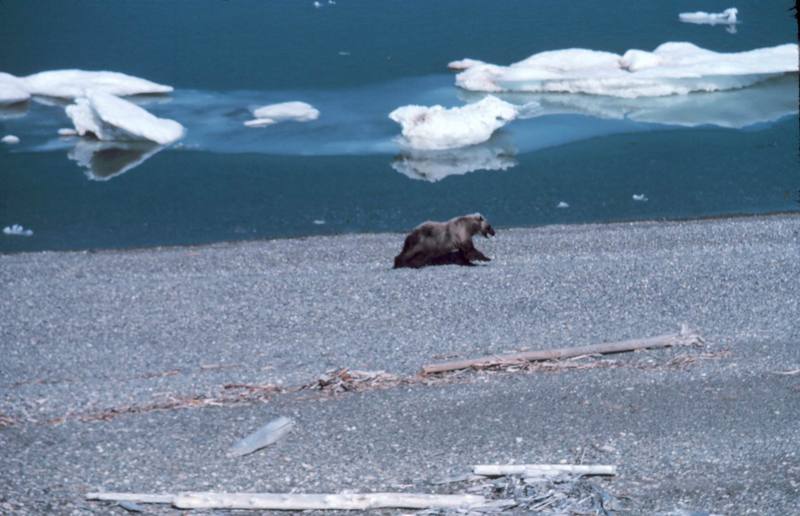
228 416 294 457
473 464 617 476
422 326 701 375
172 492 486 510
85 493 174 504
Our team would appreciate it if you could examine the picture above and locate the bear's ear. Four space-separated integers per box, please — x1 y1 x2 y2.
475 213 484 221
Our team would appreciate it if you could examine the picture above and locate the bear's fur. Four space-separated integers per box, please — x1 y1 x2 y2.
393 213 495 269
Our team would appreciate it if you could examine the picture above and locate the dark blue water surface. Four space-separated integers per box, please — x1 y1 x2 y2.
1 0 798 252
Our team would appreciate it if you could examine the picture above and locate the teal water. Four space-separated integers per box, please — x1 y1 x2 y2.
1 0 798 252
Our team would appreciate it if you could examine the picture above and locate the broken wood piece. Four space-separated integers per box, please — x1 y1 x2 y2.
85 493 174 504
473 464 617 477
422 325 702 375
773 368 800 376
228 416 294 457
171 492 486 510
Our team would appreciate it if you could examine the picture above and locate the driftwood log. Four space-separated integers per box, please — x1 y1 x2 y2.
173 492 485 510
86 492 485 510
473 464 617 477
421 325 702 375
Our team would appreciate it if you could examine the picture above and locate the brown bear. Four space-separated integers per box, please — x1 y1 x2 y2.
393 213 495 269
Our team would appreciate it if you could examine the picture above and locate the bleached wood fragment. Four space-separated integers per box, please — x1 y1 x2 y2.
172 492 486 510
228 416 294 457
473 464 617 476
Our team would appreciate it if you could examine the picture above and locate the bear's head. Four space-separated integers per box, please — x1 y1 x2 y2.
469 213 495 238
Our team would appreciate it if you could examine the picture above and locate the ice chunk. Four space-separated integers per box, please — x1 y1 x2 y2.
58 128 78 137
557 201 569 208
3 224 33 236
2 134 20 144
245 101 320 127
313 219 326 225
22 70 172 99
243 118 277 127
65 91 184 145
448 58 488 71
632 194 648 202
391 138 517 182
389 95 518 150
679 8 737 25
0 72 30 105
455 43 798 97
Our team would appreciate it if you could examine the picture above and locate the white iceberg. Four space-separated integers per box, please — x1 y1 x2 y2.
0 72 30 105
632 194 648 202
65 91 184 145
679 8 737 25
2 134 20 144
389 95 518 150
245 101 320 127
455 42 799 97
447 58 488 71
557 201 569 209
3 224 33 237
391 138 517 182
21 70 173 99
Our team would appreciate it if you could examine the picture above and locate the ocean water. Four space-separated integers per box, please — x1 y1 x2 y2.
1 0 797 252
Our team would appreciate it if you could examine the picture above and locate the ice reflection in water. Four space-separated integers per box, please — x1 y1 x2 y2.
67 139 162 181
392 134 517 182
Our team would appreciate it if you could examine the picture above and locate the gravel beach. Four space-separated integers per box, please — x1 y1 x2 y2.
1 214 798 514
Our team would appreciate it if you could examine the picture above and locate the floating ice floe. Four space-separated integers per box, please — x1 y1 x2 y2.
313 219 326 225
392 137 517 182
389 95 519 150
557 201 569 209
2 134 20 144
3 224 33 237
0 72 30 105
448 58 489 71
20 70 173 99
679 8 737 25
632 194 648 202
244 101 320 127
58 128 78 137
454 42 799 97
65 91 184 145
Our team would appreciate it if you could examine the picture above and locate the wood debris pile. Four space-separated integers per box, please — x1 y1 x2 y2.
420 472 627 515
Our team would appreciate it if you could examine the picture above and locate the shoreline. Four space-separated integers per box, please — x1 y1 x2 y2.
3 209 798 257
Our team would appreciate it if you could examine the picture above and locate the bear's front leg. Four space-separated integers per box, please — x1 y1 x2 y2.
460 242 491 262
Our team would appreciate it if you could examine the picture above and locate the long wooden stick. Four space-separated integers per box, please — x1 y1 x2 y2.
421 326 701 375
474 464 617 476
86 492 486 510
173 492 485 510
